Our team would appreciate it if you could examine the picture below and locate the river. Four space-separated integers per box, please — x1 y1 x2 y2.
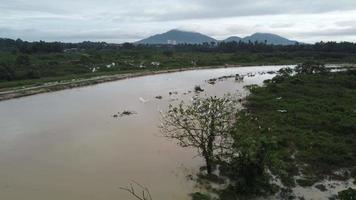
0 66 288 200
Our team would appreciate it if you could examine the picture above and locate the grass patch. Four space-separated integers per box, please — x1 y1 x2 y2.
238 69 356 186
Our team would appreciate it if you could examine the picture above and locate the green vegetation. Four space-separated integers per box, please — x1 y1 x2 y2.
242 64 356 183
338 188 356 200
211 63 356 198
1 38 356 91
191 193 212 200
160 95 238 175
220 64 356 199
160 62 356 199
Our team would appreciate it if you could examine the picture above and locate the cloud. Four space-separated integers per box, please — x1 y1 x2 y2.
301 27 356 37
335 20 356 27
1 0 356 42
142 0 356 21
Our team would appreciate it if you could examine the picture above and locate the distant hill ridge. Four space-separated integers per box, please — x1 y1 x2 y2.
136 29 299 45
225 33 299 45
136 29 217 45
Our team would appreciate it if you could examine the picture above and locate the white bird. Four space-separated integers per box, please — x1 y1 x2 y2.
139 97 149 103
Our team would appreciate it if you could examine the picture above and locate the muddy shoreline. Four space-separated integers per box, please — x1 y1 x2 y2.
0 65 245 101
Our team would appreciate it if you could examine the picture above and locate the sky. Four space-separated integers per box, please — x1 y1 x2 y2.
1 0 356 43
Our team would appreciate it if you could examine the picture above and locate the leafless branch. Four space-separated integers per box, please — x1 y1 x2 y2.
120 181 152 200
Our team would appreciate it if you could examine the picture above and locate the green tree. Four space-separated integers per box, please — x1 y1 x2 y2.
0 64 14 81
338 188 356 200
15 54 30 66
220 113 277 196
160 95 238 175
163 50 174 57
79 55 90 64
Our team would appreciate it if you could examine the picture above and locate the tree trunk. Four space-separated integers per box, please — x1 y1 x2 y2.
205 155 213 175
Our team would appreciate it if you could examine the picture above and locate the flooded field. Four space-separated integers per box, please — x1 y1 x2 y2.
0 66 288 200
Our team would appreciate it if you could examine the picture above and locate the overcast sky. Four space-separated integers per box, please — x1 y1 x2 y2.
1 0 356 43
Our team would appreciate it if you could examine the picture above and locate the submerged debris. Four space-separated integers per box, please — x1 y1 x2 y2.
247 72 256 77
119 110 137 117
194 85 204 93
207 78 217 85
235 74 244 81
113 110 137 118
155 96 163 99
218 75 235 80
207 73 245 84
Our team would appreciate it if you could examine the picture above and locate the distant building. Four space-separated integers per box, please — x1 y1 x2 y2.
167 40 177 45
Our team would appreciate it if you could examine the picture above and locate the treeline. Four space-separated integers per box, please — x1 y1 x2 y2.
0 38 115 54
1 37 356 84
136 41 356 54
2 37 356 54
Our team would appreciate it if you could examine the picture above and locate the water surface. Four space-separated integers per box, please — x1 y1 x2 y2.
0 66 286 200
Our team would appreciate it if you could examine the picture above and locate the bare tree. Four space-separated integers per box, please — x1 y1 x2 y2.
120 181 152 200
160 95 239 175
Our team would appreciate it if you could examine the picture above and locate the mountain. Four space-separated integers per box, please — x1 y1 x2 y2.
224 36 242 43
137 30 299 45
223 33 298 45
241 33 298 45
136 29 217 44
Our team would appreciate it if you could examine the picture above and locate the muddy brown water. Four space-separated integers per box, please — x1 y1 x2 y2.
0 66 287 200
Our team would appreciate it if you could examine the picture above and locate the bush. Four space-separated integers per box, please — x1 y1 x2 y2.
295 61 329 74
338 188 356 200
0 64 15 81
15 54 30 66
191 192 212 200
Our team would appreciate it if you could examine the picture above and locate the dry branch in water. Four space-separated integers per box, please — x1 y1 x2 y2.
120 181 152 200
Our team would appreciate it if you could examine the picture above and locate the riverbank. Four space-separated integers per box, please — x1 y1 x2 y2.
0 64 243 101
1 63 354 102
219 66 356 199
